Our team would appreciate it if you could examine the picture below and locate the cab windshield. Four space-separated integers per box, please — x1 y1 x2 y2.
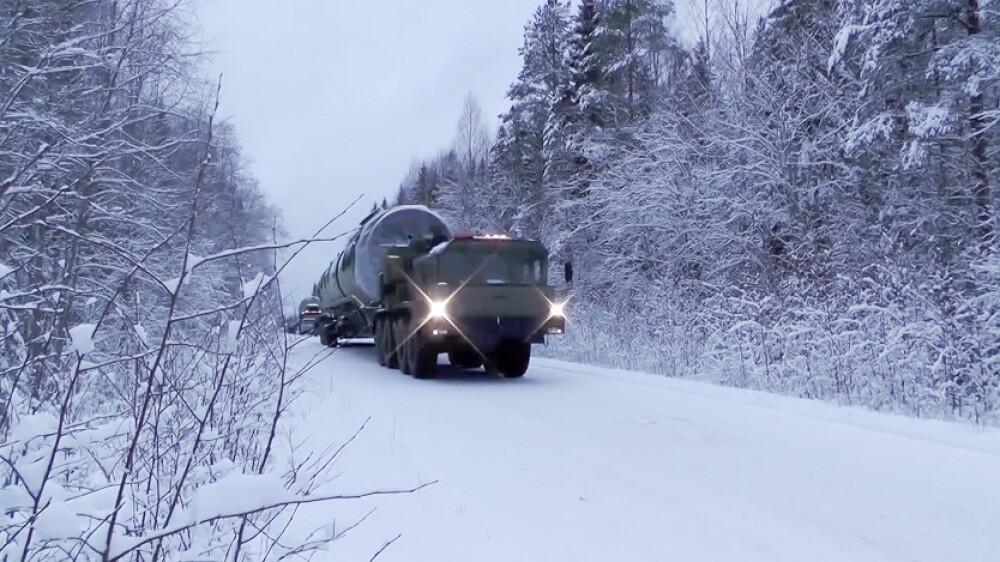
438 246 547 286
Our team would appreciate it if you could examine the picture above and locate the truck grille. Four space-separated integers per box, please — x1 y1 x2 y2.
449 315 544 347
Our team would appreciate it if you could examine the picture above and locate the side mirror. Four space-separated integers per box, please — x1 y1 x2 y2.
564 261 574 284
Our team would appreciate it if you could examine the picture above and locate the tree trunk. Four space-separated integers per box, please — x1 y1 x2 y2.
965 0 994 249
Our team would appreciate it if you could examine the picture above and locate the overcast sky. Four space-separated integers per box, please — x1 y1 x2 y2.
193 0 706 307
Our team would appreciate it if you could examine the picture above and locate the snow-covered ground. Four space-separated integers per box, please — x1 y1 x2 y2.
281 338 1000 562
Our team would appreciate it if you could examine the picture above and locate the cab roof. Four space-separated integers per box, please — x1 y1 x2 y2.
428 235 546 256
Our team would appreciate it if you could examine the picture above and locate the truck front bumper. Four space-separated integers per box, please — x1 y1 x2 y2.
423 315 563 350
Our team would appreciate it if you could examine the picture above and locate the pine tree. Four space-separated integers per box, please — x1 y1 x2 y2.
685 36 713 108
830 0 1000 410
415 163 439 207
492 0 573 238
488 119 535 233
561 0 604 186
830 0 999 255
739 0 854 283
592 0 676 122
569 0 604 128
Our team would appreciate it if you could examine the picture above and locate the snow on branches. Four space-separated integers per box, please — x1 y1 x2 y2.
0 1 415 560
394 0 1000 425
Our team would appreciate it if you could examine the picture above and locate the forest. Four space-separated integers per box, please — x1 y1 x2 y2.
0 1 366 559
394 0 1000 425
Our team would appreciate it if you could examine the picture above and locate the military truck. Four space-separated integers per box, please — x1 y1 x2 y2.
297 296 321 334
312 205 566 378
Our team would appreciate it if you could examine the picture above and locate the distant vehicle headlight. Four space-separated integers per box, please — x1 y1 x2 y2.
429 300 448 319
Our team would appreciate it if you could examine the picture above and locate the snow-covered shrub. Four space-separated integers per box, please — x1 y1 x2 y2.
539 282 709 380
0 278 355 561
699 266 1000 424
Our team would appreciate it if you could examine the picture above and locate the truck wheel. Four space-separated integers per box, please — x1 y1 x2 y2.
375 318 386 366
497 341 530 378
397 319 412 375
386 317 399 369
410 331 437 380
403 322 437 379
315 320 326 344
482 354 500 377
319 324 333 347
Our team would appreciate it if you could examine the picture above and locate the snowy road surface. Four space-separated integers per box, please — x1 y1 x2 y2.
281 338 1000 562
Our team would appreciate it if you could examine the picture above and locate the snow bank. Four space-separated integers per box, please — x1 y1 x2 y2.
189 473 291 521
242 272 271 299
9 412 59 444
68 323 97 355
164 277 181 295
33 498 81 539
108 472 295 559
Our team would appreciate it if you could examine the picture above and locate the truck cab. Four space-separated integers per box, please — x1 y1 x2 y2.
375 233 566 378
298 299 322 334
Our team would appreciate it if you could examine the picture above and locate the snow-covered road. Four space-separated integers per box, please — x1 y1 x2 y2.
282 338 1000 562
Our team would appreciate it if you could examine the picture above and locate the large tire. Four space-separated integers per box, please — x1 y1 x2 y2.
409 327 437 379
497 341 530 378
397 318 412 375
386 317 399 369
482 354 500 377
318 322 336 347
375 318 386 366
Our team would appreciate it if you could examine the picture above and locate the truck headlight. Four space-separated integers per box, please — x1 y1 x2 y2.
429 300 448 320
550 302 565 317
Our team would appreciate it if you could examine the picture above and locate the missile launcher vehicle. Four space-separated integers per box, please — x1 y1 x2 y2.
296 296 321 334
312 205 566 378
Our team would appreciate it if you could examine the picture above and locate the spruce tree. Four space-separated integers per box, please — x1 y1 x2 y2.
592 0 676 122
492 0 573 238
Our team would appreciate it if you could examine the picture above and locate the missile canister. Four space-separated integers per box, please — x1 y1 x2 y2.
316 205 450 309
